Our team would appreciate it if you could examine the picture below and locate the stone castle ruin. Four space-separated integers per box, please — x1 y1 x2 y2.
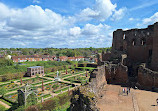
70 23 158 111
101 22 158 90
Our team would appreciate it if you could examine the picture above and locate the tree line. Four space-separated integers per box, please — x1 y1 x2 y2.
0 47 111 57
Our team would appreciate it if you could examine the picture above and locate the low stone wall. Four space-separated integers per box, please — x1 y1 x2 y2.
70 66 106 111
102 52 111 61
138 66 158 90
89 66 106 96
70 86 99 111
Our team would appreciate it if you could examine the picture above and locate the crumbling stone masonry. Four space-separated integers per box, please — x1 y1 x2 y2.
101 22 158 90
70 66 106 111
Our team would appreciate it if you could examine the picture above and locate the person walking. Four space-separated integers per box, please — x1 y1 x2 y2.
127 90 128 96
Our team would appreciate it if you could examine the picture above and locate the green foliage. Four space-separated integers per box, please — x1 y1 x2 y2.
0 87 7 97
27 93 37 106
24 92 71 111
0 47 111 57
0 58 13 67
0 104 6 111
0 61 72 77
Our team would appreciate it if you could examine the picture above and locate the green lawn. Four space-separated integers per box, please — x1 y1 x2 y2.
0 61 72 76
0 99 12 106
76 67 96 70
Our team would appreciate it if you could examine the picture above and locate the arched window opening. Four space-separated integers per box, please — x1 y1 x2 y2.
141 38 146 45
123 34 126 40
132 39 136 46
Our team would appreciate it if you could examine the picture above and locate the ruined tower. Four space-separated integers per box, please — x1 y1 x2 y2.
151 22 158 71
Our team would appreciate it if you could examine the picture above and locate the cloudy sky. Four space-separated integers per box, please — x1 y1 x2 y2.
0 0 158 48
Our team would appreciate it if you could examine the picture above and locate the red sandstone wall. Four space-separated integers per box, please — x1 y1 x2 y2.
138 66 158 89
102 53 111 61
115 64 128 84
105 64 128 84
89 66 106 95
151 23 158 71
127 46 149 63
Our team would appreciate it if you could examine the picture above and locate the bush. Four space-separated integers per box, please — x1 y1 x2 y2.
40 98 59 110
25 92 72 111
25 105 39 111
0 58 13 67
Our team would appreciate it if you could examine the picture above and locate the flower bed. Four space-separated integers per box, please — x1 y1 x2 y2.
64 76 87 83
0 83 19 93
38 94 52 100
18 77 50 85
4 92 18 103
54 86 73 94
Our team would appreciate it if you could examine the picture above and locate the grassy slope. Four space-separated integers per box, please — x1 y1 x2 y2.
0 61 71 75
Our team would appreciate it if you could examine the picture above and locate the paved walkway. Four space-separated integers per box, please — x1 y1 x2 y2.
0 100 10 109
131 91 139 111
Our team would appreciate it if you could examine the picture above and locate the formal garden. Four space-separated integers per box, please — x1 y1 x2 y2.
0 68 91 110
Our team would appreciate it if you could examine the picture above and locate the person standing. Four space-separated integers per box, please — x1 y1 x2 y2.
123 88 125 93
129 87 131 93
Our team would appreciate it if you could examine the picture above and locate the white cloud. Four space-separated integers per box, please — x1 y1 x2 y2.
6 5 68 30
0 3 10 20
33 0 40 4
78 0 126 22
142 12 158 25
78 8 99 21
69 27 81 36
0 2 113 48
111 7 127 21
95 0 116 21
137 12 158 26
129 18 134 21
82 23 110 35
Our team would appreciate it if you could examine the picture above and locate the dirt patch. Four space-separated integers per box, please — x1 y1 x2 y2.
97 85 134 111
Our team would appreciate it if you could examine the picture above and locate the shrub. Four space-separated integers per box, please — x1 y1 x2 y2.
26 105 39 111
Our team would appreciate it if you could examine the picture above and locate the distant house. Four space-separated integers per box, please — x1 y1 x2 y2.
58 56 85 61
12 55 56 62
67 57 75 61
59 56 68 61
26 66 44 77
84 57 97 63
0 55 4 58
75 56 84 61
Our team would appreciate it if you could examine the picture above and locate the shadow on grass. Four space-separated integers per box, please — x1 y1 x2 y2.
0 97 18 111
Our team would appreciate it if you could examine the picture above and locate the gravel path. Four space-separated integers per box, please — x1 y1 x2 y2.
0 100 10 109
